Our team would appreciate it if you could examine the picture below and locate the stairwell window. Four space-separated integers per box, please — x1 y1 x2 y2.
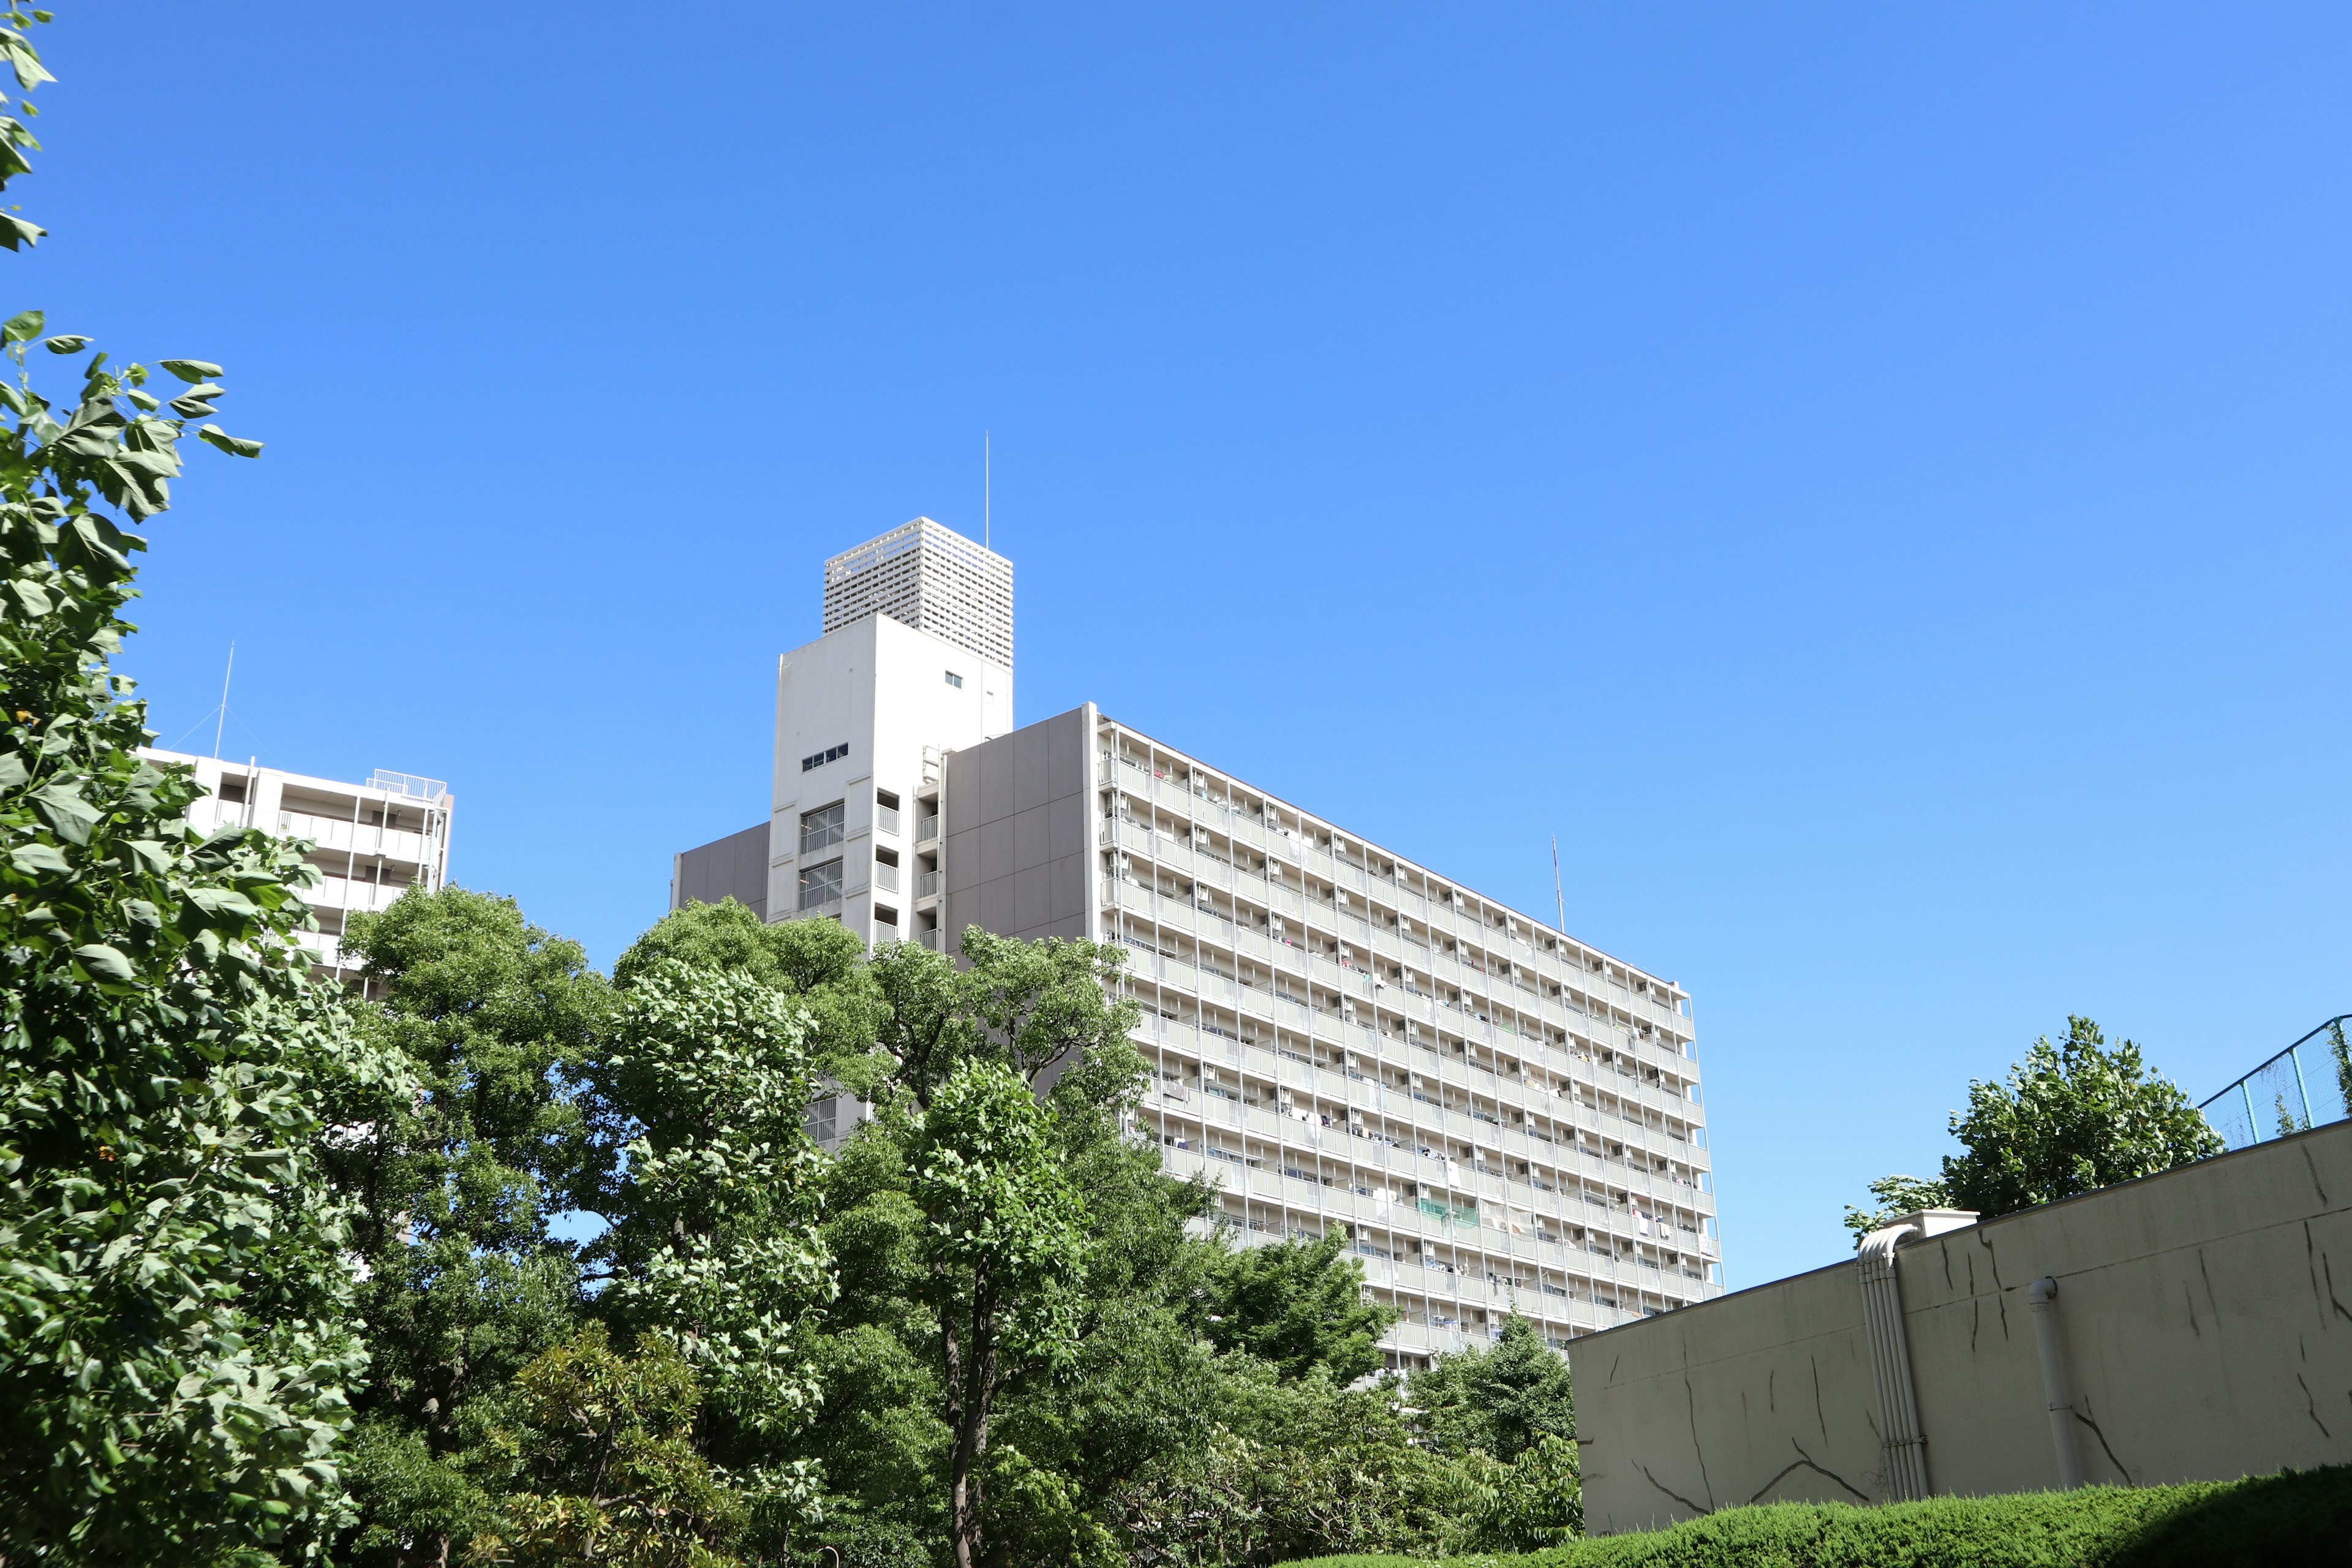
798 859 843 910
799 802 845 854
944 670 963 688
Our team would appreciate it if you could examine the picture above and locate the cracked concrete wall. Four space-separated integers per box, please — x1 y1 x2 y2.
1574 1120 2352 1533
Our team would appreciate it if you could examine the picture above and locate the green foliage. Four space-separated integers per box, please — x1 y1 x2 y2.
1839 1173 1953 1246
468 1324 748 1568
1112 1361 1468 1567
1204 1226 1398 1385
589 959 835 1450
1284 1463 2352 1568
2331 1019 2351 1121
1939 1016 2222 1219
1850 1017 2223 1238
1410 1317 1576 1467
0 16 399 1558
618 902 885 1088
331 886 607 1566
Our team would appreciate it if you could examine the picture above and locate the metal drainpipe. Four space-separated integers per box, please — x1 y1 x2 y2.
1858 1221 1932 1500
2027 1277 2084 1488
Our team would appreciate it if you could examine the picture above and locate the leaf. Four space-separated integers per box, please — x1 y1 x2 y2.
157 359 222 384
29 780 98 844
40 333 85 353
9 840 67 874
71 943 136 983
2 307 40 341
0 750 24 788
0 211 43 251
7 575 51 616
197 425 262 459
168 396 217 419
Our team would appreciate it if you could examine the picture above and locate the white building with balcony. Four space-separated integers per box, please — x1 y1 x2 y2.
142 748 454 984
673 519 1722 1365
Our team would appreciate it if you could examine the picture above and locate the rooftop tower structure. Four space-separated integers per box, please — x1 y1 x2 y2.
823 516 1014 671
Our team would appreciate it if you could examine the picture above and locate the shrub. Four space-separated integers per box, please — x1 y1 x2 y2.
1280 1464 2352 1568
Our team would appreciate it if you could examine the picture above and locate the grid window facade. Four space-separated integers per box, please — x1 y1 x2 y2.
823 518 1013 670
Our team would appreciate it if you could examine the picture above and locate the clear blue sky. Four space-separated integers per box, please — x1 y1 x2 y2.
28 5 2351 1287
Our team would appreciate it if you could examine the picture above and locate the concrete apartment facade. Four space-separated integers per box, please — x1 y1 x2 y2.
674 519 1723 1366
142 748 455 982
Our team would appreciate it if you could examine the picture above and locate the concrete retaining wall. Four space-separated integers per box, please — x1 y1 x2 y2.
1572 1120 2352 1532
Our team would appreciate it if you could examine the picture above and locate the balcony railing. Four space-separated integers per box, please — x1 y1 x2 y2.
873 862 899 893
917 870 940 898
876 804 900 835
916 815 940 844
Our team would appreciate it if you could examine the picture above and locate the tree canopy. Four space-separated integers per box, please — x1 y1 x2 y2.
1846 1015 2223 1243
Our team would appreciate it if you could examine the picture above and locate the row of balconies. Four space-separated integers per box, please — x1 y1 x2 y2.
1125 951 1703 1129
1168 1150 1717 1300
1136 1025 1705 1189
1144 1089 1713 1224
189 796 446 876
1107 819 1691 1041
1101 774 1688 1025
1108 881 1695 1082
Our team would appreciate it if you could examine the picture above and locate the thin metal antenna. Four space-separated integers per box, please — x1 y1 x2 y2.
212 642 235 760
1551 834 1566 933
984 430 991 549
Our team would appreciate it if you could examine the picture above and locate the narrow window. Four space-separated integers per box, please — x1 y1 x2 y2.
945 670 963 688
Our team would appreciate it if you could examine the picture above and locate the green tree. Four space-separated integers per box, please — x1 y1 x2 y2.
1938 1016 2222 1219
2329 1019 2351 1120
0 12 404 1558
1840 1172 1953 1246
1112 1361 1464 1567
617 901 884 1090
1410 1314 1576 1465
468 1324 747 1568
331 887 607 1566
587 956 837 1528
912 1057 1091 1568
1201 1226 1397 1385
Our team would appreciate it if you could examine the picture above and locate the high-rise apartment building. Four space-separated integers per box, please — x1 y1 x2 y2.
143 748 455 983
674 519 1722 1365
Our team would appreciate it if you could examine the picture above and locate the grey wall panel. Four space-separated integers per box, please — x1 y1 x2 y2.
941 707 1096 950
671 821 769 920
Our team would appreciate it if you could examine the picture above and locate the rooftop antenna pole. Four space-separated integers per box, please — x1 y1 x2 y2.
212 641 235 760
1551 833 1566 933
984 430 991 549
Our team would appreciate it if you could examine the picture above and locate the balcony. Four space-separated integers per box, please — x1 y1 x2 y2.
876 804 901 835
874 862 899 894
915 814 940 845
916 870 941 899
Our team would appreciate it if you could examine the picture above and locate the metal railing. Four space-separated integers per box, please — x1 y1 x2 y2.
364 769 448 799
2199 1016 2352 1150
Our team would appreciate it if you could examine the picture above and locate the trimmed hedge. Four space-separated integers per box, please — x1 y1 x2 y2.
1284 1465 2352 1568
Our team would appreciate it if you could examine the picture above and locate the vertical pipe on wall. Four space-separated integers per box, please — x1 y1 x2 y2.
2027 1276 2084 1489
1857 1221 1932 1501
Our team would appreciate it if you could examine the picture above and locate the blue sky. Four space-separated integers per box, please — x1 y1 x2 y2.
26 5 2352 1287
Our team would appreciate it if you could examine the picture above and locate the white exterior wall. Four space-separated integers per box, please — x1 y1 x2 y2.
766 611 1011 945
1093 718 1721 1367
138 747 454 980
